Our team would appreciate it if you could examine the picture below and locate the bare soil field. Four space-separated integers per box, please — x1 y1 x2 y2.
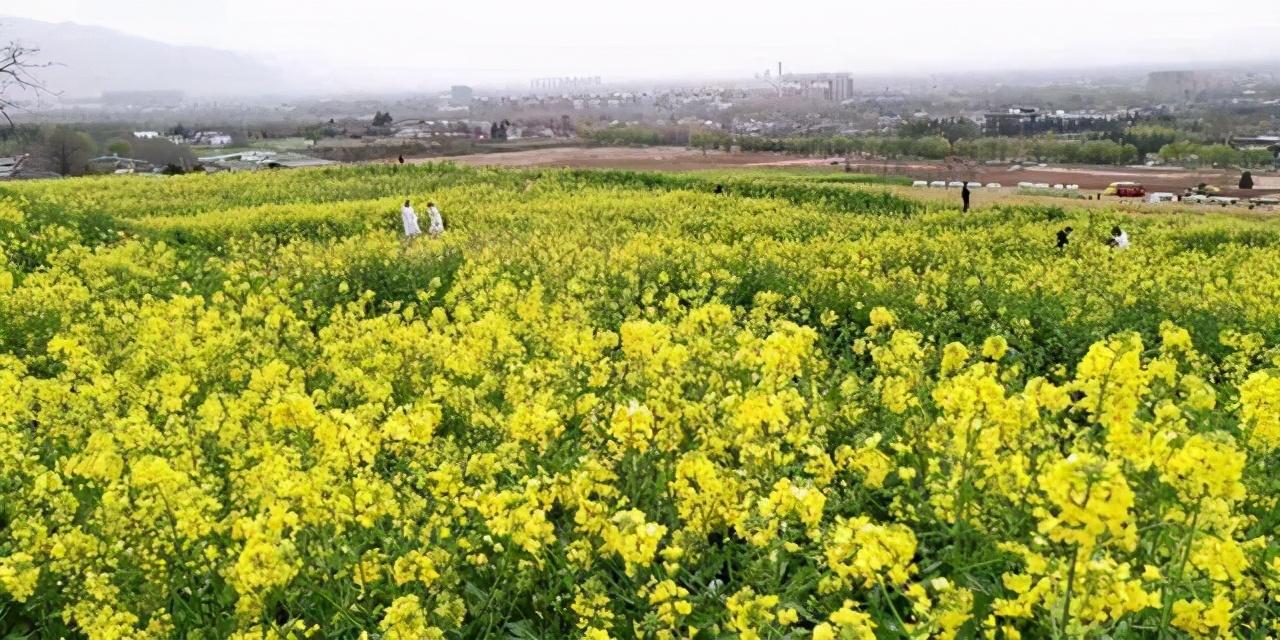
417 146 1279 196
1253 176 1280 190
839 161 1276 196
884 184 1280 216
422 146 822 171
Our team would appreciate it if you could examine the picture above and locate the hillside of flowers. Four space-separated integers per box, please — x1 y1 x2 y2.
1 163 1279 639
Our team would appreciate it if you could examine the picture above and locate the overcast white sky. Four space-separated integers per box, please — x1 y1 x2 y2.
8 0 1280 87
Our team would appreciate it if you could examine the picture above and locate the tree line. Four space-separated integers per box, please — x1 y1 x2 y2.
1 124 196 176
690 126 1276 169
691 132 1142 165
582 124 694 147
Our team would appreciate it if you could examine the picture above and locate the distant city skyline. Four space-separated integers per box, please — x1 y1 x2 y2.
5 0 1280 92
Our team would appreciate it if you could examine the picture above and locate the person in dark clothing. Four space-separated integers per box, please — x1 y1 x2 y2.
714 184 724 194
1056 226 1073 249
961 183 971 213
398 154 405 164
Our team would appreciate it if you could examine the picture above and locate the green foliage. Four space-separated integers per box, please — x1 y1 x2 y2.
1016 187 1091 200
898 117 981 143
299 123 340 143
130 137 196 168
1158 140 1199 164
1199 144 1243 167
105 139 132 157
1123 125 1185 156
1157 142 1272 169
1242 148 1277 168
690 130 732 153
734 134 1142 165
910 135 952 159
582 124 688 146
42 126 98 176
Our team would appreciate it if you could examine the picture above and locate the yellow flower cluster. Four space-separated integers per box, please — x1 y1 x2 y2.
2 163 1279 637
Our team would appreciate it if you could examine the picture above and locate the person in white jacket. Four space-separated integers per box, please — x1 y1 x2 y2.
401 200 421 238
426 202 445 237
1110 225 1130 250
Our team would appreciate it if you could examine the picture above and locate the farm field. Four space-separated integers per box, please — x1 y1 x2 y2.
3 164 1280 639
842 161 1261 196
425 146 1276 197
430 146 813 172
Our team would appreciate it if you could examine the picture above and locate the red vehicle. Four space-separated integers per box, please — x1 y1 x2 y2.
1104 181 1146 198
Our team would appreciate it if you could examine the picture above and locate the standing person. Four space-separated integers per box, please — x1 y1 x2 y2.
398 154 405 165
401 200 421 239
426 201 445 237
1056 226 1073 249
961 182 971 213
1110 225 1130 250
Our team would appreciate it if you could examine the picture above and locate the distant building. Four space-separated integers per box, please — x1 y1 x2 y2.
0 155 28 180
0 154 58 181
529 76 603 92
89 155 155 174
983 107 1119 136
1230 135 1280 168
984 107 1042 136
1147 71 1230 102
781 73 854 102
133 131 161 139
1229 134 1280 149
197 151 334 172
450 85 474 105
191 132 233 146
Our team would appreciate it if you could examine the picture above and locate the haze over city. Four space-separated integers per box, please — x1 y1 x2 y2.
2 0 1277 188
6 0 1280 93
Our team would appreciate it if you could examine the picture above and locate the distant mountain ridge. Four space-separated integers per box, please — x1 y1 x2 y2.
0 16 293 98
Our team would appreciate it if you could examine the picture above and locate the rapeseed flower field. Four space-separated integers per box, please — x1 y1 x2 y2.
1 163 1278 639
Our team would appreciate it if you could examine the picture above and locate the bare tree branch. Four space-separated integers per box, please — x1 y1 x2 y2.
0 36 54 128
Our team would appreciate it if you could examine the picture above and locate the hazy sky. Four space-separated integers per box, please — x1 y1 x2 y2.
8 0 1280 88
